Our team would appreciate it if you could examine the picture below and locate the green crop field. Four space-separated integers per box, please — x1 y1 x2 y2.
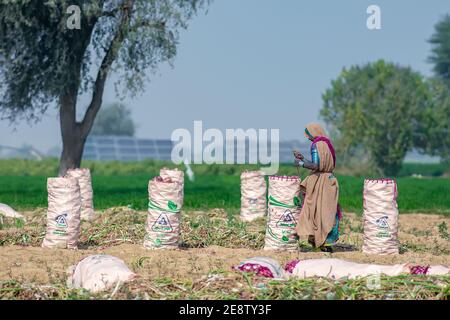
0 158 449 214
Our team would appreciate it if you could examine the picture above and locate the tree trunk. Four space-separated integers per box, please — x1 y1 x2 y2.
59 136 85 176
58 89 84 177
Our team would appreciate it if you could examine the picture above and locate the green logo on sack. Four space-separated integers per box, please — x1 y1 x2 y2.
168 200 178 211
52 230 67 236
376 231 391 238
148 199 180 213
267 226 297 244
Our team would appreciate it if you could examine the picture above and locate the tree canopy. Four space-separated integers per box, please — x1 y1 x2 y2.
414 78 450 163
426 15 450 163
429 14 450 88
321 60 430 176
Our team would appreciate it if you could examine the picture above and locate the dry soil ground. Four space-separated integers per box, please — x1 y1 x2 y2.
0 209 449 299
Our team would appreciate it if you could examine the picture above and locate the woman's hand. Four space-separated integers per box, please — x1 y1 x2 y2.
293 150 304 160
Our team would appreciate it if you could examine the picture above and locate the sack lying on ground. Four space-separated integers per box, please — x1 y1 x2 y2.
264 176 302 251
240 171 267 222
233 257 450 279
160 168 184 206
65 168 94 221
0 203 25 220
233 257 285 279
286 258 450 279
42 177 81 249
67 255 137 293
143 176 183 249
362 179 399 255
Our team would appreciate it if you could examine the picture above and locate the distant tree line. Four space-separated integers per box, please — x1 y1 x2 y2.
91 102 135 137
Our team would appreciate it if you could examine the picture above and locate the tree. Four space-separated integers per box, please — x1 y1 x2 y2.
0 0 209 175
425 15 450 163
428 14 450 88
91 102 135 136
414 78 450 163
321 60 430 176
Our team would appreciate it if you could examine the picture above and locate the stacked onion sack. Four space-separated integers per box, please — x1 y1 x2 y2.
65 168 94 221
160 168 184 206
143 172 184 249
264 176 302 251
362 179 399 255
42 177 81 249
240 170 267 222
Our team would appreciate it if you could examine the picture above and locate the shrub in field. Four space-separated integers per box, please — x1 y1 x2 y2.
0 159 59 176
438 222 449 240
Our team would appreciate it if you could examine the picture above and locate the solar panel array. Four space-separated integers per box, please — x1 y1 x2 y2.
83 135 310 164
84 136 173 162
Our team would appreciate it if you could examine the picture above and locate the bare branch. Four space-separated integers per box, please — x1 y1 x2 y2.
80 0 135 138
131 20 166 32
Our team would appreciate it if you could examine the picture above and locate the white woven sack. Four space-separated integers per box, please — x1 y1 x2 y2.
240 171 267 222
290 258 407 279
66 168 94 221
264 176 301 251
0 203 25 220
289 258 450 279
160 168 184 206
362 179 399 255
144 177 183 249
67 255 137 293
42 177 81 249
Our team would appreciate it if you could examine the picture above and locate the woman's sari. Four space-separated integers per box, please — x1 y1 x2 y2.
296 123 341 247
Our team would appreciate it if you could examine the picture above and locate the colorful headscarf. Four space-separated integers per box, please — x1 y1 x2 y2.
305 123 327 139
304 123 335 166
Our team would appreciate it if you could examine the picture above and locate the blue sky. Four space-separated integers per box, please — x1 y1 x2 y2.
1 0 450 152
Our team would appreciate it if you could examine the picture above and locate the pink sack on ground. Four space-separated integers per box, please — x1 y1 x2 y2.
233 257 285 279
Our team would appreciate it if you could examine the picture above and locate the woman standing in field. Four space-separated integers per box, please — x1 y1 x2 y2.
294 123 342 252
